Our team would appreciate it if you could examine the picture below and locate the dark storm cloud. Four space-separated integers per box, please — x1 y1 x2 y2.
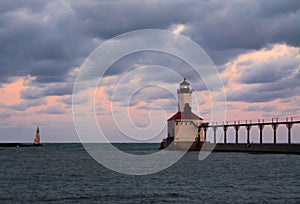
70 0 190 39
191 0 300 48
0 0 96 84
183 0 300 64
0 0 46 13
71 0 300 48
0 0 300 99
71 0 300 64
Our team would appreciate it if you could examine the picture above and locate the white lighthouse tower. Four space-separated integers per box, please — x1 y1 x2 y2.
167 79 204 142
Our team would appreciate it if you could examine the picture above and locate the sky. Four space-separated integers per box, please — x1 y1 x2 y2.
0 0 300 143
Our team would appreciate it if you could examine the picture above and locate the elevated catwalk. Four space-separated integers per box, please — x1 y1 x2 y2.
200 118 300 144
160 118 300 154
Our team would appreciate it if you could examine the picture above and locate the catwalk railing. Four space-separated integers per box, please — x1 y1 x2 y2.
199 117 300 144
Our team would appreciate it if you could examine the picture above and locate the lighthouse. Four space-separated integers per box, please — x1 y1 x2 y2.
166 79 204 142
34 127 40 145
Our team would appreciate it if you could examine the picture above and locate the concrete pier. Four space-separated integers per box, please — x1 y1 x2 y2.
203 143 300 154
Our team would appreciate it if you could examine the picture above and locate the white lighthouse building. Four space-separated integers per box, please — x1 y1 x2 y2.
167 79 204 142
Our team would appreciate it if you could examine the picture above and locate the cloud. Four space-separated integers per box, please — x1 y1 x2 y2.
227 86 293 103
244 104 260 112
9 98 47 111
56 95 88 106
136 100 177 111
104 67 181 108
0 102 6 108
37 105 66 114
1 0 300 141
0 0 96 84
1 0 300 86
223 43 300 103
244 104 277 113
70 0 190 39
281 107 300 115
20 82 73 99
187 0 300 50
237 56 300 84
0 111 11 119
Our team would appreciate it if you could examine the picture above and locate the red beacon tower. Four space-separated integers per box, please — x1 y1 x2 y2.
34 127 40 145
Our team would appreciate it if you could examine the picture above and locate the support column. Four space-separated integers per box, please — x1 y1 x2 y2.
223 125 228 144
271 123 279 144
271 118 279 144
213 126 218 144
197 126 201 142
258 124 264 144
203 126 208 142
234 125 240 144
246 125 252 144
286 123 293 144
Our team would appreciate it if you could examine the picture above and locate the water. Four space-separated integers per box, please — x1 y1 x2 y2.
0 143 299 203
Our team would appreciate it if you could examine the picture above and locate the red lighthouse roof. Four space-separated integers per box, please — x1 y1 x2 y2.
168 111 203 121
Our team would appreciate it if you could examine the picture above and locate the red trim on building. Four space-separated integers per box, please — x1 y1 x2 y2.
167 111 203 121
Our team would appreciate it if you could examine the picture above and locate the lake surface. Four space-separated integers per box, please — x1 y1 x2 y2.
0 143 299 203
